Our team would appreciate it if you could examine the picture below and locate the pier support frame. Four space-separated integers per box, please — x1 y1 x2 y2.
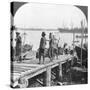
57 62 63 82
43 66 51 86
46 66 51 86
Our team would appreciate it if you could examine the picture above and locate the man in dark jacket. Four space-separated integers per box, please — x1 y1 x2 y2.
15 32 22 62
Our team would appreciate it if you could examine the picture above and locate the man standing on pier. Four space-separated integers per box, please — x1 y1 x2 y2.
15 32 22 62
49 33 54 61
39 32 46 64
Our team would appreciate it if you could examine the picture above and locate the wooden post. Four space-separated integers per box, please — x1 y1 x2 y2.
81 31 83 66
72 30 75 66
58 62 63 81
45 66 51 86
81 20 84 66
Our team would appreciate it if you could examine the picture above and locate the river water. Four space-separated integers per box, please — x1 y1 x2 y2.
13 30 88 51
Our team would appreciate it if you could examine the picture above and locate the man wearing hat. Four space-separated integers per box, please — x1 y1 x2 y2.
15 32 22 62
39 32 46 64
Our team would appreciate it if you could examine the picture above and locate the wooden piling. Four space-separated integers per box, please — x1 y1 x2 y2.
45 66 51 86
58 63 63 81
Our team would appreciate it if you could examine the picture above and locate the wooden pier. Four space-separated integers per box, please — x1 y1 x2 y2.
11 55 73 88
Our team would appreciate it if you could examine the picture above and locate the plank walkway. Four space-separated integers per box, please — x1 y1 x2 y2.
11 54 73 88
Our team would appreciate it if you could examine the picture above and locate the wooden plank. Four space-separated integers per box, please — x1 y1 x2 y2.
13 67 31 72
13 71 22 73
13 66 35 70
36 79 43 86
13 63 43 68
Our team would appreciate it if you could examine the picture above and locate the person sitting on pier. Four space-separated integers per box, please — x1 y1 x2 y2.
39 32 47 64
63 43 69 54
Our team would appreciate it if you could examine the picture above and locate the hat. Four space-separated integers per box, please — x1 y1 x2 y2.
16 32 20 35
42 32 46 37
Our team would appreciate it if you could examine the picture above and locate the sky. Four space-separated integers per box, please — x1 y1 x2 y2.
13 3 88 50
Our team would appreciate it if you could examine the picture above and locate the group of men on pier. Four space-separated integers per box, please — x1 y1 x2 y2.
39 32 59 64
14 31 74 64
14 31 60 63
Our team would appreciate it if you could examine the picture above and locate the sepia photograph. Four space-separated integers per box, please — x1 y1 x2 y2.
10 2 88 88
